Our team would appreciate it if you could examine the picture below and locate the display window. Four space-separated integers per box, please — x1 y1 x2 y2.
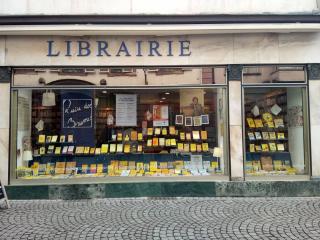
243 66 309 177
11 67 228 182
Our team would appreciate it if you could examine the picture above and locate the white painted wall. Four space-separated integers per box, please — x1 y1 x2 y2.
0 0 317 16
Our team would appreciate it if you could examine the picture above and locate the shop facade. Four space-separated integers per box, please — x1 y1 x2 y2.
1 28 320 197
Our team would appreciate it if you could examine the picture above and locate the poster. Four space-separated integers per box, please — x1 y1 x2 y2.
190 155 203 170
153 105 169 127
63 99 93 128
116 94 137 126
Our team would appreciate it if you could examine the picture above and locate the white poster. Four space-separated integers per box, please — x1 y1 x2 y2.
116 94 137 126
190 155 203 170
152 105 169 127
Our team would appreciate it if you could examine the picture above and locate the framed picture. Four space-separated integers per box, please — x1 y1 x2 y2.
201 114 209 125
193 116 202 126
175 115 184 125
185 116 193 126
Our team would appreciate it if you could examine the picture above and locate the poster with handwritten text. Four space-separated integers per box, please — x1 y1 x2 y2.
63 99 93 128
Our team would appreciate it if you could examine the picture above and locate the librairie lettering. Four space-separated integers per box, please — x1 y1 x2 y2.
47 40 191 57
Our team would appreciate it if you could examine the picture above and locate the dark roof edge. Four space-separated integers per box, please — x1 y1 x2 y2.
1 14 320 25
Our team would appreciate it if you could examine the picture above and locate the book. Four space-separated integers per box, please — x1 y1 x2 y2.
273 160 283 171
200 131 208 140
147 139 152 147
136 162 144 170
162 128 167 135
196 144 202 152
248 132 255 141
269 143 277 152
90 164 97 174
169 126 176 135
150 161 158 171
177 143 184 151
277 132 285 139
116 144 123 153
269 132 276 140
65 162 76 174
84 147 90 154
152 138 159 146
89 147 96 154
170 138 176 146
267 121 274 128
192 131 200 140
46 136 52 143
46 162 55 175
154 128 161 135
62 146 68 154
261 144 269 152
190 143 197 152
97 164 104 174
67 135 73 143
39 147 46 155
38 135 46 143
186 133 192 141
101 144 109 154
262 132 269 140
117 132 123 141
249 144 255 152
47 145 55 154
128 161 136 170
137 145 143 152
274 118 284 128
254 132 262 140
247 118 255 128
261 156 273 171
59 135 65 143
95 148 101 155
124 144 131 153
147 128 153 136
254 119 263 128
277 144 285 151
159 162 168 169
51 135 58 143
202 143 209 152
109 144 116 153
75 146 84 154
131 131 138 141
255 145 262 152
119 161 128 170
55 162 66 174
159 138 165 146
111 134 117 141
55 146 62 155
165 139 171 147
180 132 185 141
67 146 74 154
184 143 190 152
138 133 143 141
124 134 130 141
81 164 89 174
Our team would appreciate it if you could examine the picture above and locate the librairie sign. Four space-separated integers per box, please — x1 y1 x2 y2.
47 39 191 57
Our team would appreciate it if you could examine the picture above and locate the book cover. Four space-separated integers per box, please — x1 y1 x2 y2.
38 164 46 175
75 146 84 154
138 133 143 141
255 145 262 152
248 132 255 141
177 143 184 151
81 164 89 174
59 135 65 143
55 146 61 155
192 131 200 140
124 134 130 141
249 144 255 152
116 144 123 153
269 143 277 152
65 162 76 174
269 132 276 140
62 146 68 154
147 128 153 136
90 164 97 174
162 128 168 135
261 156 273 171
274 118 284 128
97 164 104 174
131 131 138 141
190 143 197 152
101 144 109 154
261 144 269 152
246 118 255 128
109 144 116 153
47 145 55 154
67 146 74 154
119 161 128 170
196 144 202 152
51 135 58 143
277 144 285 151
124 144 131 153
117 132 123 141
137 145 143 152
150 161 158 171
46 162 55 175
154 128 161 135
184 143 190 152
169 126 176 135
170 138 176 146
165 139 171 146
200 131 208 140
89 147 96 154
84 147 90 154
254 132 262 140
147 139 152 147
39 147 46 155
186 133 192 141
254 119 263 128
128 161 136 170
180 132 185 141
277 132 285 139
262 132 269 140
95 148 101 155
136 162 144 170
159 162 168 169
159 138 165 146
46 136 52 143
273 160 283 171
38 135 46 143
67 135 74 143
55 162 66 174
202 143 209 152
152 137 159 146
267 121 274 128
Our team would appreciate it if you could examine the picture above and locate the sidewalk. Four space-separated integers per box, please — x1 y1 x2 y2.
0 197 319 240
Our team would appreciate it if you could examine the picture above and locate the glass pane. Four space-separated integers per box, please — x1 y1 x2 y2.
14 87 228 180
13 67 226 86
244 87 308 177
243 66 306 84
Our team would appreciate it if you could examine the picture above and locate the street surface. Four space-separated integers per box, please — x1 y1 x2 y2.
0 197 319 239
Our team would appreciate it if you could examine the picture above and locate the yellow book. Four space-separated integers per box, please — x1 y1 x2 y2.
200 131 208 140
174 160 184 170
82 164 89 174
170 138 176 146
89 147 96 154
177 143 184 151
131 131 138 141
202 143 209 152
67 135 73 143
159 162 168 169
211 161 219 169
255 145 262 152
162 128 167 135
184 143 190 152
154 128 161 135
75 146 84 154
39 147 46 155
159 138 165 146
84 147 90 154
165 139 171 147
273 160 283 171
169 126 176 135
137 145 143 152
269 132 276 140
277 144 285 151
129 170 137 176
95 148 101 155
124 134 130 141
246 118 255 128
38 135 46 143
119 161 128 170
65 162 76 174
190 143 197 152
51 135 58 143
192 131 200 140
138 133 143 141
186 133 192 141
150 161 158 171
55 146 61 155
269 143 277 152
261 144 269 152
180 132 185 141
254 119 263 128
277 132 285 139
97 164 104 174
55 162 66 174
147 128 153 136
196 144 202 152
136 162 144 170
117 132 123 141
116 144 123 153
249 144 255 152
161 169 169 175
101 144 109 154
124 144 131 153
147 139 153 147
262 132 269 140
267 121 274 128
109 144 116 153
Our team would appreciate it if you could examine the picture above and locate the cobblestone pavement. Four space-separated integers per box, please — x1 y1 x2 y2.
0 197 320 240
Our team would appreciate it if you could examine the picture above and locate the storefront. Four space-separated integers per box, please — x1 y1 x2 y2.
1 31 320 197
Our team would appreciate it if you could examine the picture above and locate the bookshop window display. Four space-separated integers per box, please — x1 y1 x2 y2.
243 66 309 177
12 69 227 181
